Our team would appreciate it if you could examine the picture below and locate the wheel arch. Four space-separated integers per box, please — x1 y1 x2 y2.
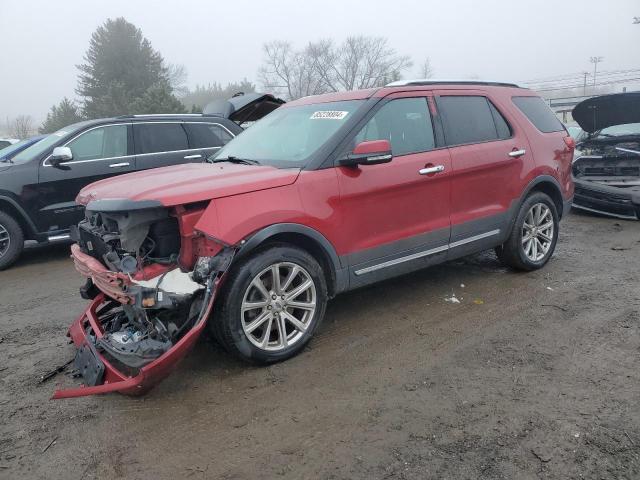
0 196 37 240
521 175 564 218
235 223 347 297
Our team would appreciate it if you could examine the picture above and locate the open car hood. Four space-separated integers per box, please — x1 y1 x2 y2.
203 93 285 124
76 163 300 209
573 92 640 133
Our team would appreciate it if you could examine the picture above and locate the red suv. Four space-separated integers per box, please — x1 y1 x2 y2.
55 81 574 398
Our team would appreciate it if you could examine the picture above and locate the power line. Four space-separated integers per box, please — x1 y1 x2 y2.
521 68 640 86
533 76 640 92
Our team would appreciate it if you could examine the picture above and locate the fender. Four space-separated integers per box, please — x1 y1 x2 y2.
521 174 566 216
235 223 349 295
0 194 38 236
499 175 566 244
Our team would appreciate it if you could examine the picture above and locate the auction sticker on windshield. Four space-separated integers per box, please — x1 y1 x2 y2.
310 111 349 120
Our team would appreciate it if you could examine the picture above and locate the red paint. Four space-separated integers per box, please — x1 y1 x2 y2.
76 162 300 208
353 139 391 155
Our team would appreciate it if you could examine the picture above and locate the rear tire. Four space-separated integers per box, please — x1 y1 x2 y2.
496 192 559 271
211 243 328 364
0 211 24 270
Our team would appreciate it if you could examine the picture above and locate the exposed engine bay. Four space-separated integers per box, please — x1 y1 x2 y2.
573 141 640 187
572 140 640 220
64 206 233 390
571 92 640 220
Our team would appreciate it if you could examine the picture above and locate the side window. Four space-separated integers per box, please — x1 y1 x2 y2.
184 123 234 149
439 96 503 145
67 125 128 161
354 97 435 156
488 102 512 140
134 123 188 154
512 96 564 133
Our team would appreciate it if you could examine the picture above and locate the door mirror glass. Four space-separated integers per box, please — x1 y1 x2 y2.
49 146 73 167
339 139 393 167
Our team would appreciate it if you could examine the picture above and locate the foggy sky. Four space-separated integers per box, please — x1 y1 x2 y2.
2 0 639 122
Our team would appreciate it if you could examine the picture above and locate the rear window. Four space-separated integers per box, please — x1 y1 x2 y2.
438 96 509 145
512 96 564 133
134 123 188 154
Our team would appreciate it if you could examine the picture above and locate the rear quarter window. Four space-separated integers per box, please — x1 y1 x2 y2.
512 96 564 133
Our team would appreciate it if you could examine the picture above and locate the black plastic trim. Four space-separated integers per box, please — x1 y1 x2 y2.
85 198 164 212
236 223 348 294
0 194 39 236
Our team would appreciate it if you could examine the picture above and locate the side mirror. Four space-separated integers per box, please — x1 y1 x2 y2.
339 140 392 167
50 146 73 167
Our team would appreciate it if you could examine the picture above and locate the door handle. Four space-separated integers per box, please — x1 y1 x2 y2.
109 162 130 168
419 165 445 175
184 154 202 160
508 149 526 158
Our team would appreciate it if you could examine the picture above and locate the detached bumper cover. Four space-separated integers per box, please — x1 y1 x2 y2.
52 289 217 399
572 178 640 220
55 244 223 399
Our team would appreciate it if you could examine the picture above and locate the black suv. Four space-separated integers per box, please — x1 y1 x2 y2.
0 93 284 269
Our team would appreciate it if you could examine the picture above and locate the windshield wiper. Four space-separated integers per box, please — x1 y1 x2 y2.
211 155 261 166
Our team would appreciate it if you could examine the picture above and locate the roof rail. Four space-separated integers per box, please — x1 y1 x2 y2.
386 79 521 88
115 113 205 119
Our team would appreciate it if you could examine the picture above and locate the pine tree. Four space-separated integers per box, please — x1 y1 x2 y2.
76 17 184 118
39 98 84 133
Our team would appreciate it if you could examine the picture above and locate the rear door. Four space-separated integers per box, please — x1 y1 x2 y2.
35 123 134 233
183 122 235 160
133 122 195 170
435 91 530 254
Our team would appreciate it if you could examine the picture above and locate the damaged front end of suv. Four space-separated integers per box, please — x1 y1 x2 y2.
572 92 640 220
52 199 234 399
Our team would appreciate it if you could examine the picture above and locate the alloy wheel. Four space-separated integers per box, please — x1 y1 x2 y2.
0 223 10 258
522 203 554 262
241 262 317 352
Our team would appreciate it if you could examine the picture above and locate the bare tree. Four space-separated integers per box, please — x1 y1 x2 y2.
7 115 35 139
166 63 189 96
259 36 413 100
258 41 330 100
418 58 434 79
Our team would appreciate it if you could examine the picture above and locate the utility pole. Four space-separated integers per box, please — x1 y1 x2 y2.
582 72 590 95
589 56 603 87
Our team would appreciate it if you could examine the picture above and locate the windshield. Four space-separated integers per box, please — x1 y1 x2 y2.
211 100 364 166
0 137 40 160
11 129 74 164
596 123 640 138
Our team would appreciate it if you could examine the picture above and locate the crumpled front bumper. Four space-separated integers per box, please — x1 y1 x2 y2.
53 245 222 399
71 243 134 304
52 290 217 399
573 178 640 220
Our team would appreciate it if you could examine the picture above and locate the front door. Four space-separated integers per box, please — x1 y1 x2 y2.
35 123 134 234
335 95 452 287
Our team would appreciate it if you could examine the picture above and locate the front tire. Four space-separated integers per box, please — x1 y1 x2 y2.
496 192 559 271
0 211 24 270
211 244 328 364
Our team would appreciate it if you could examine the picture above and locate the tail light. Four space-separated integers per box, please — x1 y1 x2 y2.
563 136 576 149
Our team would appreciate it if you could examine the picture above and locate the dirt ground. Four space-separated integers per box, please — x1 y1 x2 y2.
0 210 639 480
